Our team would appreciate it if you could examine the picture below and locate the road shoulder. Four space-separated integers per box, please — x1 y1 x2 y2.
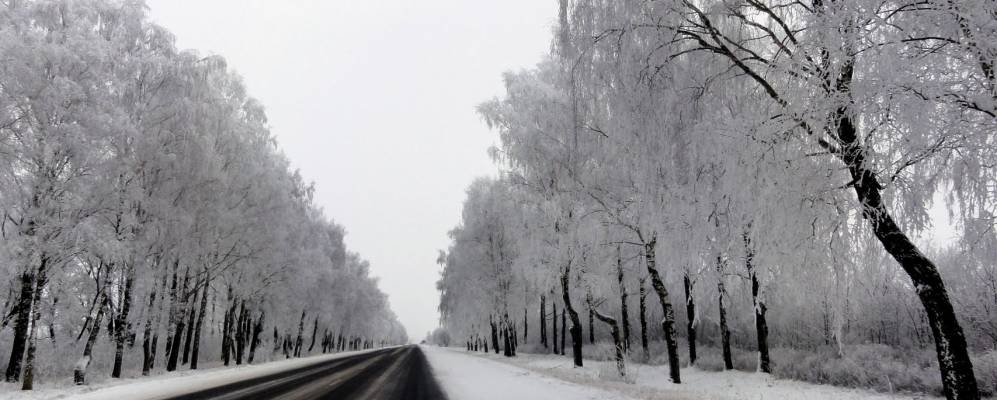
421 345 641 400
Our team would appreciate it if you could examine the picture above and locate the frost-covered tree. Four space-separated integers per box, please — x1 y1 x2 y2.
440 1 996 398
0 0 406 390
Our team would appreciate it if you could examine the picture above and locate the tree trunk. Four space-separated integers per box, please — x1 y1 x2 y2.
181 287 199 365
294 310 305 358
323 329 331 353
552 303 559 354
148 269 168 373
617 246 631 352
639 278 649 356
4 272 35 382
684 273 697 366
832 57 978 398
141 270 165 376
717 256 733 371
308 317 318 353
644 235 681 383
21 257 48 390
744 233 770 373
540 295 547 348
190 270 210 370
112 263 135 378
502 322 512 357
162 265 179 369
523 307 528 342
490 316 499 354
235 301 247 364
75 281 109 385
221 301 231 364
591 306 625 377
20 305 39 391
560 309 567 357
166 269 189 372
248 312 264 363
221 287 236 365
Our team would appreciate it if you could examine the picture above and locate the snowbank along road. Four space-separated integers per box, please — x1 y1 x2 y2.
161 346 447 400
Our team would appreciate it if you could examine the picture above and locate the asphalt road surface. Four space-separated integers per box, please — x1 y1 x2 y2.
163 346 448 400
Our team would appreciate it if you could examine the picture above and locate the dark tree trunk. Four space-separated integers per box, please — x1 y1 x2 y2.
241 307 251 357
560 310 567 357
490 316 499 354
639 278 649 356
502 322 512 357
221 301 231 365
112 264 135 378
166 269 189 372
323 329 331 353
617 246 631 352
831 59 978 398
744 233 770 373
294 310 305 357
684 273 697 365
248 311 264 363
235 301 247 364
552 303 559 354
21 257 49 390
273 327 280 354
190 270 210 370
163 265 180 370
644 235 681 383
75 279 109 385
540 295 547 348
5 272 35 382
181 288 199 365
142 270 166 376
591 305 625 377
308 317 318 353
523 307 528 342
221 288 237 365
717 256 733 371
20 300 40 391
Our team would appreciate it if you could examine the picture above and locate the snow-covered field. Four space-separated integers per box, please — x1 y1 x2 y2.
425 347 942 400
0 348 381 400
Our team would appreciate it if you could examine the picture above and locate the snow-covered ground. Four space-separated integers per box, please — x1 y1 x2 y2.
425 347 941 400
422 345 640 400
0 348 381 400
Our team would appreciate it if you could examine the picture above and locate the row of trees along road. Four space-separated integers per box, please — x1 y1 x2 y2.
436 1 996 399
0 0 407 390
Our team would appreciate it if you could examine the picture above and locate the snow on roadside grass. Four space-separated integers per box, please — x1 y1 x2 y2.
422 345 646 400
435 347 942 400
0 348 383 400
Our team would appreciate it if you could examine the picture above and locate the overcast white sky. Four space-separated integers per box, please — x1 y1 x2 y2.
143 0 557 341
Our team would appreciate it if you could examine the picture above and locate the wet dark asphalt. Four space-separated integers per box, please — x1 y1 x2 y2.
162 346 448 400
